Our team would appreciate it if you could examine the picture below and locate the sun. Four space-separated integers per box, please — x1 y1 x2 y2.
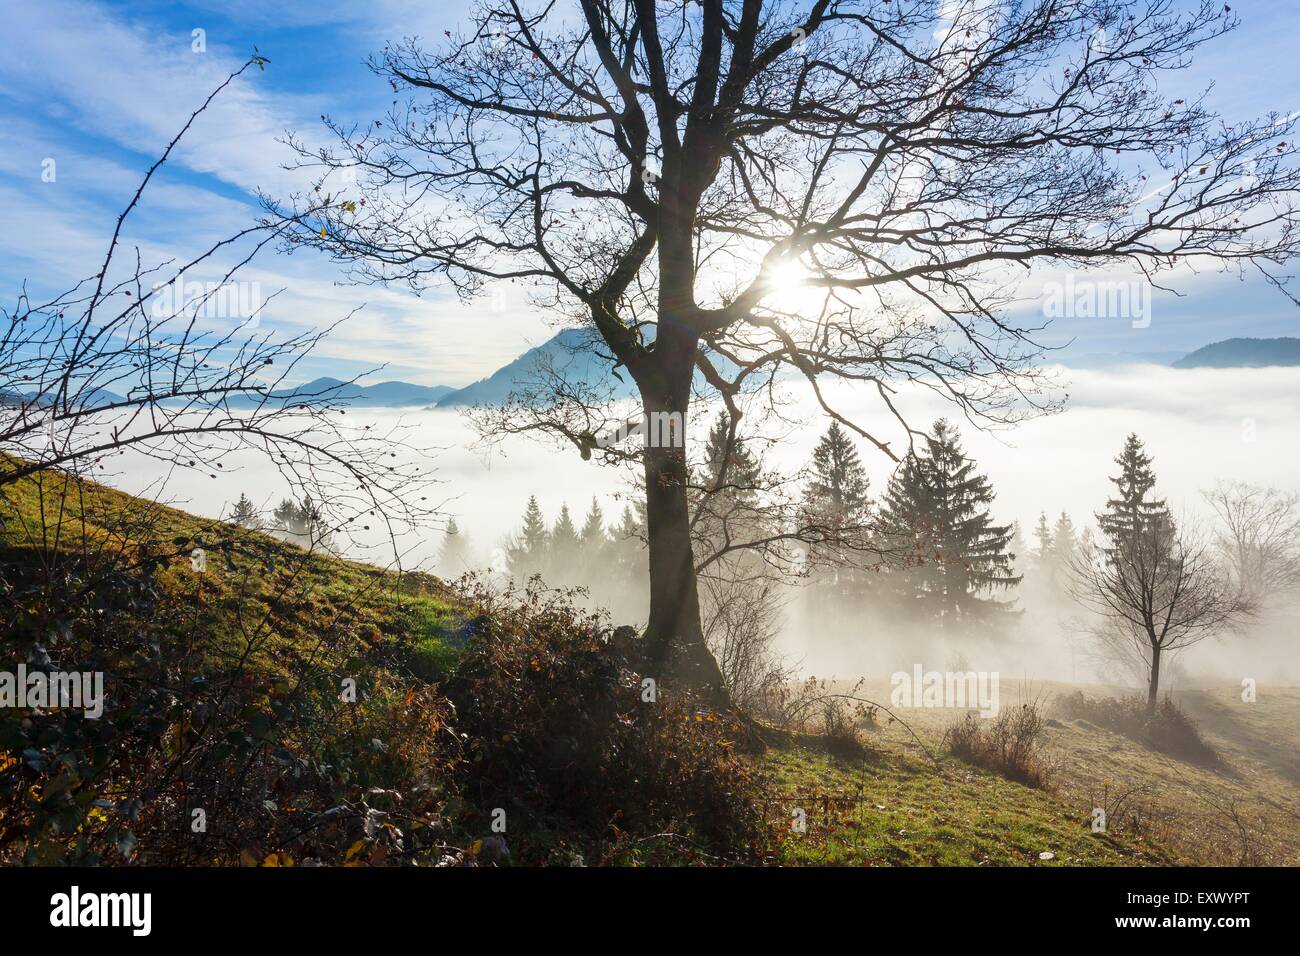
762 257 829 315
766 258 806 292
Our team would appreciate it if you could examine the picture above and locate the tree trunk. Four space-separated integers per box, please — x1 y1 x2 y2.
639 323 728 706
1146 642 1161 716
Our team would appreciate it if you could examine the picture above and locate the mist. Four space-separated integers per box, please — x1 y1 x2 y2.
105 362 1300 692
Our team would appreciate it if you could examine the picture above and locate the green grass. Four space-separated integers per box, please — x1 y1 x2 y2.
0 464 468 685
761 742 1178 866
6 463 1294 866
759 678 1300 866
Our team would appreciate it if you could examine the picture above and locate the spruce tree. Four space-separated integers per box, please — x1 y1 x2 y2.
438 518 472 576
272 498 299 532
1008 520 1026 573
1078 525 1098 560
230 493 262 530
1098 434 1172 551
1030 510 1058 590
1051 512 1078 569
876 419 1020 630
298 495 333 548
802 421 873 609
611 502 645 588
1032 511 1054 566
579 498 606 548
701 410 760 493
508 496 549 579
550 503 580 579
693 411 763 553
577 498 608 584
804 421 870 528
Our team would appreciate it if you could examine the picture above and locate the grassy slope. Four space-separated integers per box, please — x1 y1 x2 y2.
9 469 1275 866
0 467 466 689
778 679 1300 866
765 738 1178 867
1048 685 1300 865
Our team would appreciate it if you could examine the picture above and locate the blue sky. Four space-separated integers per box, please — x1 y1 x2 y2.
3 0 1300 388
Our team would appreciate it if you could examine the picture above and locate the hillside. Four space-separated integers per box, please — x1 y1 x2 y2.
1172 337 1300 368
0 468 1236 867
795 680 1300 866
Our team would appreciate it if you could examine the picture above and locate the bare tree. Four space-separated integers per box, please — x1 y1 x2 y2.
1069 520 1251 714
1204 481 1300 605
1 57 438 558
269 0 1300 696
699 570 792 712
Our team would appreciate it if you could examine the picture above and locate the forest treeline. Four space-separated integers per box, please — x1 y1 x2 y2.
227 415 1297 710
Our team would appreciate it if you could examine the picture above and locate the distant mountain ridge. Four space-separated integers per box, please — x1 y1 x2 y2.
226 377 455 408
435 328 637 408
1171 337 1300 369
14 335 1290 419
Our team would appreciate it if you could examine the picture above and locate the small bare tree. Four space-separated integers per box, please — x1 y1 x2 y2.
1203 481 1300 606
1069 520 1251 714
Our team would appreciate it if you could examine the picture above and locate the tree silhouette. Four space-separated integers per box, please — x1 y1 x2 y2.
1071 516 1249 714
1098 434 1172 554
1052 512 1079 571
274 0 1300 694
438 517 473 576
802 420 872 615
805 422 870 531
229 493 262 530
578 497 610 583
550 503 581 578
508 495 550 579
877 419 1020 630
1032 512 1054 568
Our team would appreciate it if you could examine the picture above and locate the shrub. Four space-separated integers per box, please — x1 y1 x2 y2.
944 699 1050 788
0 474 770 867
441 579 769 864
1054 691 1218 764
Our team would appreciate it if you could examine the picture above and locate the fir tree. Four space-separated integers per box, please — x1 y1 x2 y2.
1032 511 1054 565
804 421 870 528
438 518 472 576
1097 434 1172 552
876 419 1020 629
1008 520 1025 574
230 493 262 530
700 410 760 493
550 503 580 578
802 420 873 607
271 495 328 544
1051 512 1078 568
579 497 606 548
573 498 609 589
611 502 645 586
272 498 299 532
508 496 549 579
693 411 764 556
